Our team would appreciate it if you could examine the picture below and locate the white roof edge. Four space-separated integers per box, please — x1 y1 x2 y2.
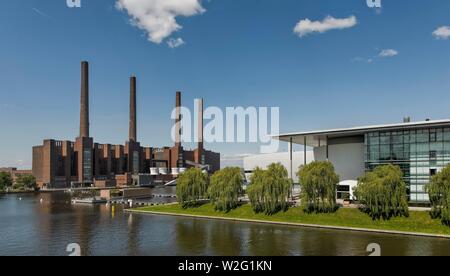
272 119 450 139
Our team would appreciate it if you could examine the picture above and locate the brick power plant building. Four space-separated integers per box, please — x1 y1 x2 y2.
32 61 220 189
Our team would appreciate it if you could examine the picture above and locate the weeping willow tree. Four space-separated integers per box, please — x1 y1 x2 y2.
208 167 244 212
426 164 450 226
247 163 292 215
176 168 209 209
297 161 339 214
354 164 409 220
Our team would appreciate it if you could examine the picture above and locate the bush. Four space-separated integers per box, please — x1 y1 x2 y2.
247 163 292 215
208 167 244 212
354 164 409 220
426 164 450 226
14 174 37 191
176 168 209 209
297 161 340 213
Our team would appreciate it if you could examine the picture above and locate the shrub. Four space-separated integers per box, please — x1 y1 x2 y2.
176 168 209 209
208 167 244 212
15 174 37 191
247 163 292 215
297 161 340 213
426 164 450 226
354 164 409 220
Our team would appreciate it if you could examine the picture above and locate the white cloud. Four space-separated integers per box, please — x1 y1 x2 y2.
167 37 185 48
293 15 357 37
433 26 450 40
379 49 398 58
352 48 398 64
115 0 205 44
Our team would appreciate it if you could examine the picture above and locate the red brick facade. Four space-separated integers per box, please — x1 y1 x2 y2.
32 61 220 189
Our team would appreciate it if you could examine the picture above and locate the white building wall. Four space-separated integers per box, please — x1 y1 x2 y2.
243 151 314 183
314 143 365 182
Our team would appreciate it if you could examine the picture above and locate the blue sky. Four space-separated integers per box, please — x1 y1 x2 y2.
0 0 449 168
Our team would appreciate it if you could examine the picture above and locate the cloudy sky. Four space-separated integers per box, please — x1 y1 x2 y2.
0 0 449 168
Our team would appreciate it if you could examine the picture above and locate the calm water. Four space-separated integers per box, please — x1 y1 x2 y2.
0 190 449 256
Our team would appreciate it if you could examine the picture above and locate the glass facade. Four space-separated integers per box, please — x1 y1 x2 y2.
365 127 450 203
132 151 139 174
83 149 92 182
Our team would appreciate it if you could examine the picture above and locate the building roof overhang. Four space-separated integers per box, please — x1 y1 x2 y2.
273 119 450 147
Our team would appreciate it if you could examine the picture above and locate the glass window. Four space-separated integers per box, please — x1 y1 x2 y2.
430 151 437 159
417 130 429 143
404 132 410 143
380 145 390 160
392 134 402 144
430 131 437 142
444 128 450 141
380 134 390 144
436 129 443 141
133 151 139 174
83 149 92 181
410 132 416 143
369 136 379 145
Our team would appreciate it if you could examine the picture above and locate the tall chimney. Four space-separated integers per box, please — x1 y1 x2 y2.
129 76 137 142
197 98 204 152
80 61 89 138
175 91 182 148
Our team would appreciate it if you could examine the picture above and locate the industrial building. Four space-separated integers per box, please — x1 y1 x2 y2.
264 119 450 203
32 61 220 189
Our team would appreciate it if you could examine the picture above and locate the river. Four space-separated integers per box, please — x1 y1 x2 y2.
0 190 449 256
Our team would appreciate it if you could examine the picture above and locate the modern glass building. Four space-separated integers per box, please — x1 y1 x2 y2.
365 127 450 202
274 119 450 204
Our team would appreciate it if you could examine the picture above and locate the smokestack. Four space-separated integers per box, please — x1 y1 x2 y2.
129 76 137 142
197 98 204 151
80 61 89 138
175 91 182 148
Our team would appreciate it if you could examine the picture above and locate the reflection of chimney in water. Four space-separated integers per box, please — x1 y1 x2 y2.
129 76 137 142
79 61 89 138
175 91 182 148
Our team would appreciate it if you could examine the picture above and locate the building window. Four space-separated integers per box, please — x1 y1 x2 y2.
430 131 437 142
83 149 92 181
429 150 437 159
365 127 450 203
132 151 139 174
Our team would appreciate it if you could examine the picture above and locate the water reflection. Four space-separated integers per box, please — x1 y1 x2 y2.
209 221 244 256
0 193 449 256
175 219 209 255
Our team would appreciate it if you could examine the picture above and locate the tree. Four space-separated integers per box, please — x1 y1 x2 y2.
426 164 450 226
297 161 340 213
247 163 292 215
354 164 409 220
14 174 37 191
208 167 244 212
176 168 209 209
0 172 13 191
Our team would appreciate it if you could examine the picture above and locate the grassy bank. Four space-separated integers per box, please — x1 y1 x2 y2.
135 204 450 236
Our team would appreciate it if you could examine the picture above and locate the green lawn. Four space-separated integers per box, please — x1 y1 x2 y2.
136 204 450 236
